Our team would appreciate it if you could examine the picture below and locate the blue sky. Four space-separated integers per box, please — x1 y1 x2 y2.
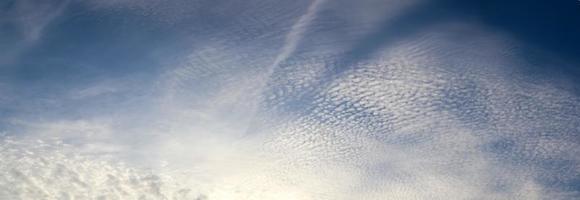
1 0 579 199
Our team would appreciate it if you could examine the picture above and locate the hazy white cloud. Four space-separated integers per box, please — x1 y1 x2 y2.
0 138 207 200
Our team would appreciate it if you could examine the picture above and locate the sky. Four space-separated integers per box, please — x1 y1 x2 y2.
1 0 580 199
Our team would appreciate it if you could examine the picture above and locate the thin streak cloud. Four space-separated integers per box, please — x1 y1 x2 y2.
269 0 326 71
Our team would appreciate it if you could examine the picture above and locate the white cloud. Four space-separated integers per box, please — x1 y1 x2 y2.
1 0 579 199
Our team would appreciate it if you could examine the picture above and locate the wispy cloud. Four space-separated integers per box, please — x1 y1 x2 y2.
269 0 326 71
0 0 69 64
1 0 579 199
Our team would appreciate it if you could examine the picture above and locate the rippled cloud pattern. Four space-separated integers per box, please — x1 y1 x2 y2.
1 0 579 199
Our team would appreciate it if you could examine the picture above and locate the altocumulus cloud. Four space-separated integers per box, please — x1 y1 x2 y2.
0 0 579 199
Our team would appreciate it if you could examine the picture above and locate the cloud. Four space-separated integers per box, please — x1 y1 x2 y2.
0 0 579 199
268 0 326 71
0 138 206 200
0 0 69 64
4 0 69 42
